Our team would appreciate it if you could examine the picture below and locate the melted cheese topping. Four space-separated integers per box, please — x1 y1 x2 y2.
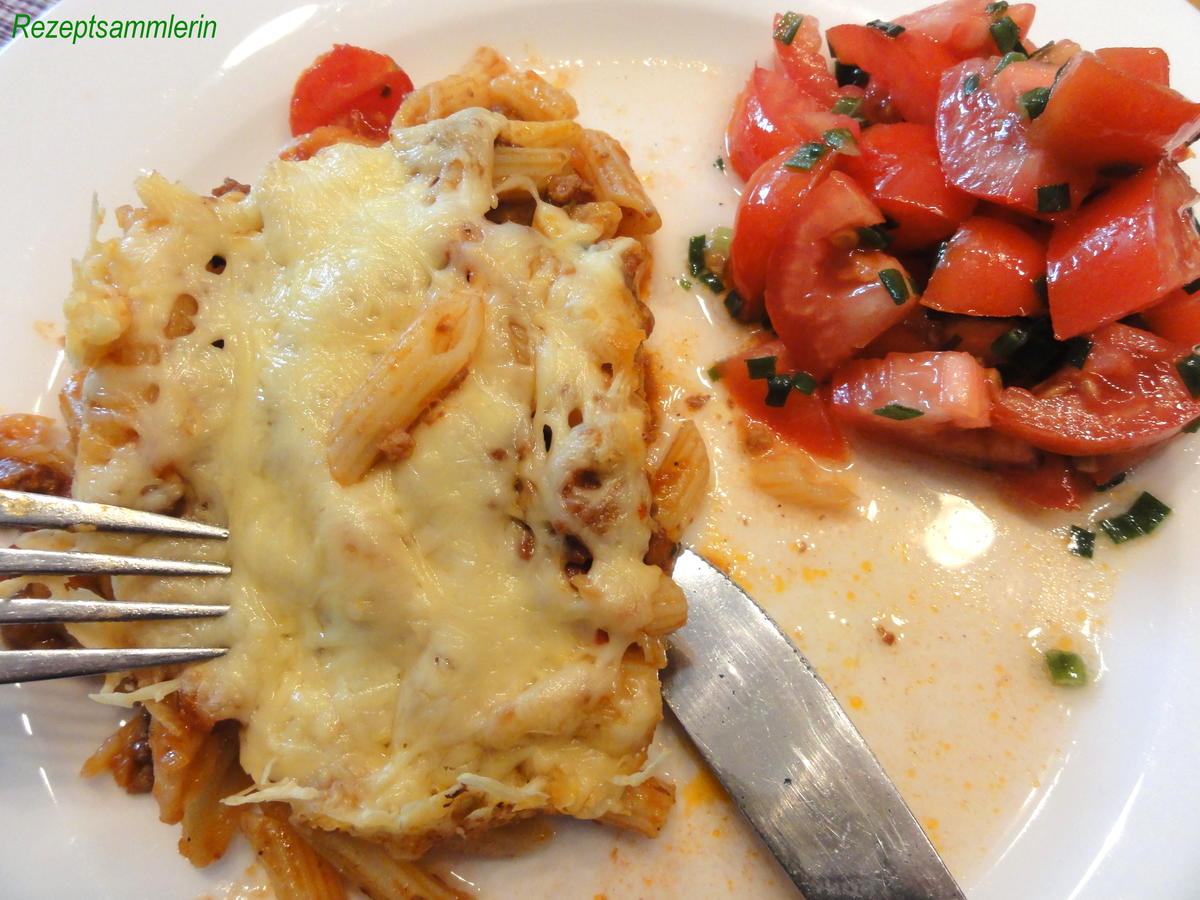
61 108 672 847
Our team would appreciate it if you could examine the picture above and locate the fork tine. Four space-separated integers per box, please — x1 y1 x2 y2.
0 647 227 685
0 490 229 540
0 598 229 624
0 547 230 577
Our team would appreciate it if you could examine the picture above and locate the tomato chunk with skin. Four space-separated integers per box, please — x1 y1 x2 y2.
936 58 1093 218
1029 53 1200 170
765 173 919 379
718 340 849 462
1143 286 1200 346
998 455 1091 510
838 123 975 251
921 216 1046 317
895 0 1035 61
831 351 994 436
728 148 831 318
725 66 861 181
827 24 958 125
1047 162 1200 339
1095 47 1170 86
993 323 1200 455
773 13 840 105
290 45 414 139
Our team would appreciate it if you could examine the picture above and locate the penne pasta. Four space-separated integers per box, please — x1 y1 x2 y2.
651 420 711 543
327 288 485 485
598 776 675 838
301 828 469 900
573 129 662 235
241 808 348 900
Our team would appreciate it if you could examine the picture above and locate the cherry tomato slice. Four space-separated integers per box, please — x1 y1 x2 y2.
992 323 1200 455
921 215 1047 317
1046 162 1200 339
1143 286 1200 346
718 340 849 462
998 455 1091 510
772 12 840 105
290 44 414 139
1095 47 1171 86
895 0 1036 61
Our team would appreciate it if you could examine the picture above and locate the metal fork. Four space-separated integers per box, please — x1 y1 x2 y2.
0 489 230 684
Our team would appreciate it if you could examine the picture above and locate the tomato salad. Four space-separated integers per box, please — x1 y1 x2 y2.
707 0 1200 517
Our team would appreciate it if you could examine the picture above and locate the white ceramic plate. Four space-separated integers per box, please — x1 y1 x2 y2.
1 0 1199 897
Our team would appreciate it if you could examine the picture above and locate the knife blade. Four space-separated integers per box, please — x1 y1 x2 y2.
663 548 967 900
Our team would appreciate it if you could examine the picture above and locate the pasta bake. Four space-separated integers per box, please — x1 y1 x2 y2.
1 48 706 898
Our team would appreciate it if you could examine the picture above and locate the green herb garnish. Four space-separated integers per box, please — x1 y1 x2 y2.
785 142 830 171
823 127 859 154
677 277 693 290
1036 182 1071 214
707 363 723 381
1062 336 1092 369
835 62 870 88
873 403 924 420
994 50 1028 73
714 156 726 173
990 15 1021 54
687 234 706 276
765 374 795 407
878 268 910 304
774 11 804 45
831 96 866 121
1176 353 1200 398
1017 86 1051 119
1184 416 1200 434
724 289 745 319
985 1 1009 15
857 225 892 250
790 371 817 395
1098 491 1172 544
1094 472 1126 492
991 324 1032 359
1067 525 1095 558
1183 276 1200 295
697 270 725 294
1045 649 1088 686
746 356 777 380
1032 274 1049 305
867 19 905 37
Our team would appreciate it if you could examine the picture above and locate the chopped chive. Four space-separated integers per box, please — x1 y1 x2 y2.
1183 276 1200 295
985 1 1009 15
990 15 1021 54
707 363 723 381
790 371 817 395
832 96 865 119
991 325 1031 359
677 277 693 290
697 270 725 293
857 225 892 250
822 127 858 154
1036 183 1071 214
1094 472 1126 492
1029 40 1057 61
1067 525 1095 559
784 142 830 171
994 50 1028 73
1062 336 1092 369
1017 86 1051 119
835 62 870 88
1045 650 1088 686
878 268 910 304
1184 416 1200 434
687 234 706 276
1098 491 1171 544
873 403 924 420
1176 353 1200 397
867 19 905 37
746 356 777 380
706 225 733 271
714 156 726 173
963 72 981 95
724 289 745 319
774 11 804 45
764 374 795 407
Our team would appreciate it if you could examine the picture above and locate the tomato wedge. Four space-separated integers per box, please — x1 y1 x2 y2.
728 148 831 318
895 0 1035 61
772 12 840 104
838 122 976 250
718 340 849 461
1095 47 1170 86
1046 162 1200 339
765 173 919 378
1029 52 1200 170
290 45 414 139
935 57 1093 217
725 66 860 181
992 323 1200 455
998 455 1091 510
831 351 993 434
921 215 1046 317
827 23 959 125
1143 286 1200 346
